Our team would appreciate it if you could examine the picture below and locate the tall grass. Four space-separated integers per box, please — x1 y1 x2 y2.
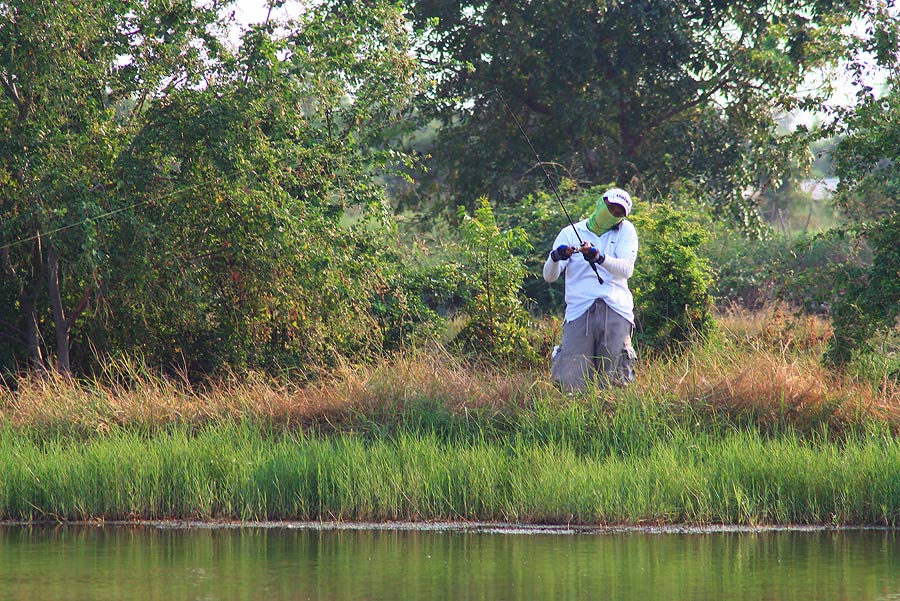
3 420 900 525
2 309 897 437
1 305 899 525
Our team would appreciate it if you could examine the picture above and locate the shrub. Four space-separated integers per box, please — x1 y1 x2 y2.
701 227 869 312
826 216 900 366
825 84 900 366
450 199 539 366
629 200 715 350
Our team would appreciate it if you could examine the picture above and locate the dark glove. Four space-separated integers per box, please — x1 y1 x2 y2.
550 244 573 262
582 245 605 265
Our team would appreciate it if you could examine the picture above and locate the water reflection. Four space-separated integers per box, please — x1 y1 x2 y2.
0 526 899 600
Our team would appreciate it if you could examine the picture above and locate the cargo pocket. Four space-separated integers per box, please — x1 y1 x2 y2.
614 337 637 386
550 344 562 381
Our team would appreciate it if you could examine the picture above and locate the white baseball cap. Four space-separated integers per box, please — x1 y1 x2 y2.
603 188 632 216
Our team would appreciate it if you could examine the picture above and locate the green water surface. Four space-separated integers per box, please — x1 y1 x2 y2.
0 526 898 600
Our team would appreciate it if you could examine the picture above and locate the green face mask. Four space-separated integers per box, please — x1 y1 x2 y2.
587 200 625 233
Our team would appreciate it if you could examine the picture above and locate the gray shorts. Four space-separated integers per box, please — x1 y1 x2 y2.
551 299 636 391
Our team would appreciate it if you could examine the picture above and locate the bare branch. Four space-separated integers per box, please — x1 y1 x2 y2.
67 287 93 331
0 71 23 111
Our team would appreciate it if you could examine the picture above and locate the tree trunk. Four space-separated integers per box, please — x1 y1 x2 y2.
28 240 48 374
2 239 49 374
21 294 47 375
46 243 92 379
46 245 73 378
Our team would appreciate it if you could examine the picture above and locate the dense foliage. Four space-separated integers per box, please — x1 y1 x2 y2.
0 0 898 380
0 1 437 377
403 0 873 229
826 88 900 366
0 0 223 375
99 2 429 375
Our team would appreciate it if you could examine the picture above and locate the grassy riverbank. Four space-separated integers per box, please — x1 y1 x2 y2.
3 417 900 525
1 307 898 525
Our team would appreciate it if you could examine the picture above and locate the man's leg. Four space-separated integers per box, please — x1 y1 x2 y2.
550 311 595 392
592 300 634 385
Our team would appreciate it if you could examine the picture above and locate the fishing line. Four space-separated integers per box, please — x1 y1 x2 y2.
496 90 603 284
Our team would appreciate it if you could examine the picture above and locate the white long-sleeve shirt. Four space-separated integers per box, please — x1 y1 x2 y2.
543 219 638 324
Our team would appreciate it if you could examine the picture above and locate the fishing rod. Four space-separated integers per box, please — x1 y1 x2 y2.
496 90 603 285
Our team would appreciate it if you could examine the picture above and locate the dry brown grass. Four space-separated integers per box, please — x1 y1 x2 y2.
0 348 545 432
2 304 898 433
637 304 900 430
716 303 834 356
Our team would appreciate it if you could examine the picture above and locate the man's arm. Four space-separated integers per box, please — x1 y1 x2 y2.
543 254 564 282
603 222 638 279
600 255 634 279
543 232 574 283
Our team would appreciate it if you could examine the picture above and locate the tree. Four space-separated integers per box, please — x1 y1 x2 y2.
97 1 428 374
825 4 900 366
404 0 873 226
1 0 430 376
452 199 537 365
0 0 223 376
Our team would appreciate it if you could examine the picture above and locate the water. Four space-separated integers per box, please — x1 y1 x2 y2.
1 524 899 600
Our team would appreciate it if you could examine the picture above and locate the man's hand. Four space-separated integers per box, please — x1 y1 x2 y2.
580 242 605 265
550 244 575 262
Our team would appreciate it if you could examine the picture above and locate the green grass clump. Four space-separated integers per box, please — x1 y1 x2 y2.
3 406 900 526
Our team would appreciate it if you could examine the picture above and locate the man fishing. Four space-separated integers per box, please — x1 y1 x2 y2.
543 188 638 391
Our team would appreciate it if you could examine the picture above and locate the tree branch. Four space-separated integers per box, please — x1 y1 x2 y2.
523 96 553 117
67 287 93 332
0 71 24 112
642 64 734 136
